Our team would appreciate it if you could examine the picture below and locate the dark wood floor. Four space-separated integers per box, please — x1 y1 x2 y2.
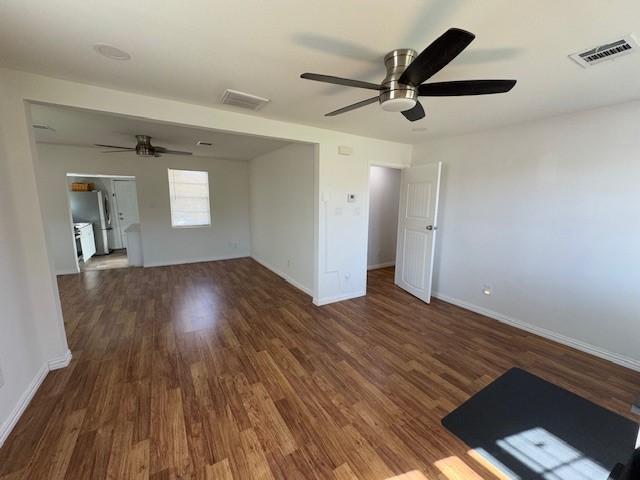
1 258 638 479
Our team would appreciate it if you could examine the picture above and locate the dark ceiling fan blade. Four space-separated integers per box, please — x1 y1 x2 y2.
95 143 133 149
325 96 380 117
301 73 381 91
401 101 426 122
156 148 193 156
418 79 516 96
399 28 475 86
101 149 135 153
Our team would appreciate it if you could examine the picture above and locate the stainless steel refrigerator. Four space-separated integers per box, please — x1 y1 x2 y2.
69 191 111 255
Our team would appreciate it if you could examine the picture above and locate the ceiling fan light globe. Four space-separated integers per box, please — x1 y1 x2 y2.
381 97 417 112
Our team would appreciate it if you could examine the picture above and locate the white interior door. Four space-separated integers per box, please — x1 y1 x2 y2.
113 180 140 248
394 162 442 303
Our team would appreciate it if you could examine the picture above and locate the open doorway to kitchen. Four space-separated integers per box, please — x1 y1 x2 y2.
67 174 140 272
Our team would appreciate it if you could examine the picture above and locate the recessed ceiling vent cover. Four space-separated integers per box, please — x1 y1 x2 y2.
570 35 638 67
32 123 55 132
220 89 270 111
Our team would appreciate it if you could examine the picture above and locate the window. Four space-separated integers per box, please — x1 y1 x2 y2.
168 169 211 227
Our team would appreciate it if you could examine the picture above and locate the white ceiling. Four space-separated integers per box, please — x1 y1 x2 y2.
30 103 293 160
3 0 640 142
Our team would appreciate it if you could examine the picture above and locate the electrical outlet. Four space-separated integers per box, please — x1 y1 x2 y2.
482 285 492 296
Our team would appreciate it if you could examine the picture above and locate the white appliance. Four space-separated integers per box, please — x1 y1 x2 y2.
125 223 143 266
69 191 111 255
74 222 96 261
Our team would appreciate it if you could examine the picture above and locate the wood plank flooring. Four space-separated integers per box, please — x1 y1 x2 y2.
1 258 638 479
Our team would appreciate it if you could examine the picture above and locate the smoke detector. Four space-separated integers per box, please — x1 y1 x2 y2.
570 35 638 68
220 89 270 111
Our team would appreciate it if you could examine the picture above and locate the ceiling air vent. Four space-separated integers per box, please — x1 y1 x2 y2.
32 123 56 132
220 89 270 111
570 35 638 67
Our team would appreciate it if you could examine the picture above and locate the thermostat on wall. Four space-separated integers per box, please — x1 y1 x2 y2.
338 145 353 155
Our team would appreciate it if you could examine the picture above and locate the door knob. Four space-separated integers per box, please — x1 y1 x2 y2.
426 225 437 231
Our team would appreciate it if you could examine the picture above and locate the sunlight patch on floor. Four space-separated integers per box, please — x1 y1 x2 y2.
384 471 430 480
434 456 485 480
495 428 608 479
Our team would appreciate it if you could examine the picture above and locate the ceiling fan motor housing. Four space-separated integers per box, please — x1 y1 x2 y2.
380 49 418 112
135 134 155 156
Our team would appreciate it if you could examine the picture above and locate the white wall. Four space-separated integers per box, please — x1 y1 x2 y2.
367 166 401 269
413 101 640 368
250 143 315 294
0 121 49 446
36 144 251 272
0 68 411 303
0 76 70 447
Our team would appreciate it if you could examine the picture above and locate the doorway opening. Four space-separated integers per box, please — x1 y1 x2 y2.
67 174 140 272
366 162 442 303
367 165 402 272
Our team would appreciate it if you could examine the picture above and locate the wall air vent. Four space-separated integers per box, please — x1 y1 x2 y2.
32 123 56 132
570 35 638 68
220 89 270 111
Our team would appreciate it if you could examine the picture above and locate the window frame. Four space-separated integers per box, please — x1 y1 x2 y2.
167 168 212 229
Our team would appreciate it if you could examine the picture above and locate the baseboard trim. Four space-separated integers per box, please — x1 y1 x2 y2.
48 349 72 370
432 292 640 372
144 253 250 268
250 256 312 296
0 349 74 448
56 267 80 276
313 290 366 307
0 364 48 448
367 261 395 271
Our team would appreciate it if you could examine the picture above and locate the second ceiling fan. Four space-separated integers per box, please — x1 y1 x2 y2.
95 135 192 157
301 28 516 121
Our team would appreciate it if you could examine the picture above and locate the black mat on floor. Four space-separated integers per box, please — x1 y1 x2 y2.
441 368 639 479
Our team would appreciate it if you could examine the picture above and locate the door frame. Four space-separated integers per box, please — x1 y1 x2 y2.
364 160 406 294
111 178 140 249
65 173 136 273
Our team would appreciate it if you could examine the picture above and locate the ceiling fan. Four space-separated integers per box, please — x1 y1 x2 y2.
300 28 516 121
95 135 193 157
